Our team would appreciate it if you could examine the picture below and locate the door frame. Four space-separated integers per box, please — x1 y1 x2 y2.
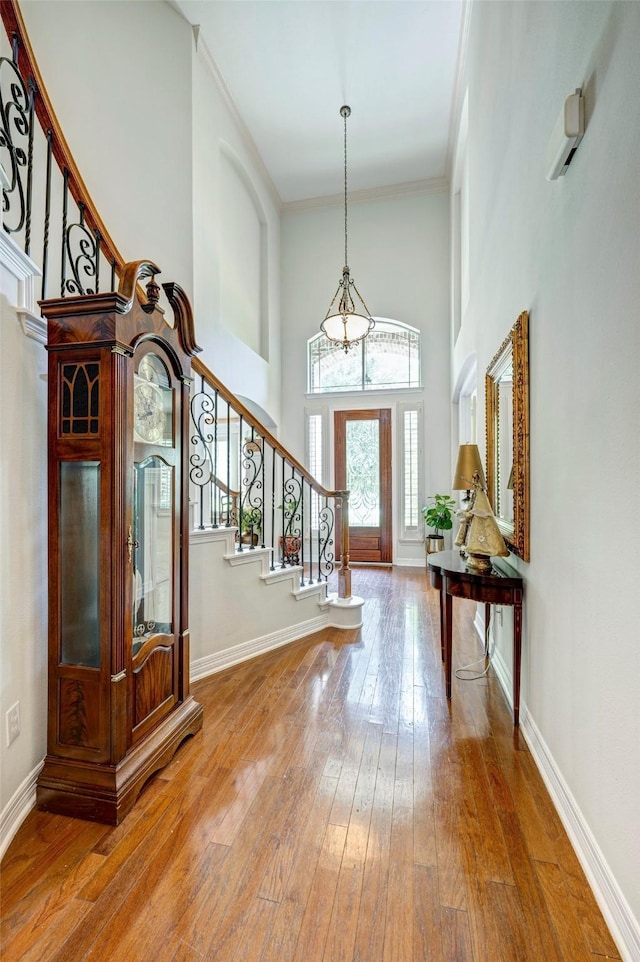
334 408 392 564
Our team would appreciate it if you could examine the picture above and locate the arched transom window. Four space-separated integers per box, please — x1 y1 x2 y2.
308 318 421 394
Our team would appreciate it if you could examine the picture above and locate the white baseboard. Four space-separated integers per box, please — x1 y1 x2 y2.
0 760 43 860
474 611 639 961
521 712 639 962
190 613 329 682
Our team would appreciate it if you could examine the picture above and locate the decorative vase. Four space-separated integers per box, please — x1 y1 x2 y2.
426 534 445 558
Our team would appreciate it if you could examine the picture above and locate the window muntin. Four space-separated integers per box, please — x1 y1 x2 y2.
308 319 420 394
402 408 419 532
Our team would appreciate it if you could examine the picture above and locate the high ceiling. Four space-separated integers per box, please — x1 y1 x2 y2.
172 0 465 204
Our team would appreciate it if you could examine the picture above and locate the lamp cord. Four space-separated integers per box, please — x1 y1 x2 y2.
455 609 494 681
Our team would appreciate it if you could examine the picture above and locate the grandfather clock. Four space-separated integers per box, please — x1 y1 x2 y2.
36 261 203 824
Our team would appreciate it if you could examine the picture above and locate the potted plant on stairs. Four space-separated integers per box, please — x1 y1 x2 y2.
421 494 456 558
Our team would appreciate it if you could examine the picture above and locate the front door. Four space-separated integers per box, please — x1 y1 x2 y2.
334 409 392 564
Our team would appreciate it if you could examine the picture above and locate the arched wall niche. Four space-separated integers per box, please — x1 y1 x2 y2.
219 141 269 361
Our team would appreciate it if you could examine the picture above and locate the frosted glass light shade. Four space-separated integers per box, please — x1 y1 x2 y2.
321 310 374 347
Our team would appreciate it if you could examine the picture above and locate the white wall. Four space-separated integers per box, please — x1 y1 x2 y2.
20 0 194 295
453 0 640 949
0 258 48 849
280 189 451 565
191 36 282 425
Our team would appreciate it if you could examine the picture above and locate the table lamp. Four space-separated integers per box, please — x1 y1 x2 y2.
452 443 508 571
452 444 486 505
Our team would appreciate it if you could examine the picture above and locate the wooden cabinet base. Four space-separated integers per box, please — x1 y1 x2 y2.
36 696 203 824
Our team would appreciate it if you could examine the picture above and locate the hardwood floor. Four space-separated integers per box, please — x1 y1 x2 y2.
1 567 620 961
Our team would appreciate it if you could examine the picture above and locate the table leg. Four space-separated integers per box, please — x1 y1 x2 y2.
439 583 445 662
443 577 452 699
513 600 522 726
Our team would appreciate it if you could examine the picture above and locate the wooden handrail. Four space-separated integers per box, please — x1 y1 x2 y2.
0 0 124 275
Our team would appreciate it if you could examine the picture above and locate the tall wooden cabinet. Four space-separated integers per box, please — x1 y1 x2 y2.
36 262 203 824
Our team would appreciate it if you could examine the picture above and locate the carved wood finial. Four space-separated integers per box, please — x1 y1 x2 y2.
117 260 162 314
162 281 202 357
145 275 161 309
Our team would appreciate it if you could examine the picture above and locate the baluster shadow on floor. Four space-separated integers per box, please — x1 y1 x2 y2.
0 567 619 962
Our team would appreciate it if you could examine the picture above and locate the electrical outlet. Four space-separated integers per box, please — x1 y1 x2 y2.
6 702 20 746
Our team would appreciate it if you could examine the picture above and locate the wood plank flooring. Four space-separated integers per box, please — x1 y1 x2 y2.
0 566 620 961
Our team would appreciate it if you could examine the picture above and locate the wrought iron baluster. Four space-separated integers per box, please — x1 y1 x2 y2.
226 400 231 526
280 455 286 568
237 415 244 551
270 447 276 571
24 76 35 255
213 388 219 526
260 431 266 549
65 200 98 295
300 482 306 585
317 496 322 585
60 167 68 296
0 51 30 237
318 496 335 583
189 374 217 531
41 128 52 299
197 375 205 529
94 229 101 292
110 258 116 291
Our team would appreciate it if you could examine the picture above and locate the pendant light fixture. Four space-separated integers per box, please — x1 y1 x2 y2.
320 105 375 353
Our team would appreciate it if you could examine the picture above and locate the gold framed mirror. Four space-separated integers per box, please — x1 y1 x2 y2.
485 310 529 562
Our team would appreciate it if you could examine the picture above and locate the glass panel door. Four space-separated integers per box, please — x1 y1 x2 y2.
345 419 380 526
132 457 174 653
334 409 392 564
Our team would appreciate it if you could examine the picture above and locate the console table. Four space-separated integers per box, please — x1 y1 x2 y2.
427 550 524 726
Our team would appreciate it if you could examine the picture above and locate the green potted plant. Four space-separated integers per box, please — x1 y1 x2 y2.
421 494 456 556
239 505 262 545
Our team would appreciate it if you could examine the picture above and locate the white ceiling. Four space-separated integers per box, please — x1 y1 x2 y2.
172 0 465 205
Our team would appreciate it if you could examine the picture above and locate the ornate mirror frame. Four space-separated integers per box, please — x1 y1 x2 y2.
485 310 530 562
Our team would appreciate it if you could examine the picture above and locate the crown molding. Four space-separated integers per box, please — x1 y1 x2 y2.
192 25 283 213
283 176 449 214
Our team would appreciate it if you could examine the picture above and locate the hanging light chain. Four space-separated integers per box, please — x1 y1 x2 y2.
319 104 374 352
341 105 351 268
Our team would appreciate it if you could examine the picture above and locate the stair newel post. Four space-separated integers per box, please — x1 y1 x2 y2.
338 490 351 600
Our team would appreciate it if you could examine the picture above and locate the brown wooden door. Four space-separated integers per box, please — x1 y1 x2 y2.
334 409 392 564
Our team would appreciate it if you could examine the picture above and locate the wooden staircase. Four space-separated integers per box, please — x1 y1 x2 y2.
189 526 363 681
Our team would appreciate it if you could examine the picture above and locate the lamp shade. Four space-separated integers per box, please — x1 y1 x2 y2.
452 443 486 491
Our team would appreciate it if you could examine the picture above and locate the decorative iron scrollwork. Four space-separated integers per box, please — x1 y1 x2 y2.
0 54 32 235
240 436 264 541
64 203 98 295
318 503 335 579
